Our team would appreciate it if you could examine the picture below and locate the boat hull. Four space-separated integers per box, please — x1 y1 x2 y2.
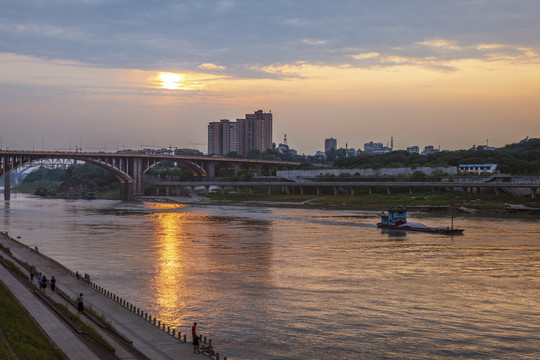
377 223 464 235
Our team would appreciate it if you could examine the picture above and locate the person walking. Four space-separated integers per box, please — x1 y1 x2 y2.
29 267 35 282
37 272 43 288
50 276 56 292
192 322 200 354
77 293 84 313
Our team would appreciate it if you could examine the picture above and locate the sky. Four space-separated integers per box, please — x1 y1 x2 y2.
1 0 539 155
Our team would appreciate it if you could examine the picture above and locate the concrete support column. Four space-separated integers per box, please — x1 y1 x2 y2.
300 186 304 195
268 187 271 196
316 187 320 195
333 186 337 196
368 187 372 195
3 171 10 200
409 187 413 195
220 186 225 195
204 161 216 181
350 187 354 196
249 186 253 195
386 187 391 195
120 181 133 201
165 187 169 196
134 158 144 196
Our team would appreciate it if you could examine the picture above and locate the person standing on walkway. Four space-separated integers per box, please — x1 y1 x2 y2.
50 276 56 292
29 267 35 282
41 275 48 293
37 272 43 288
78 293 84 313
192 322 200 354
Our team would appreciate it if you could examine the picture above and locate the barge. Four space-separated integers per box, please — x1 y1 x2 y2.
377 206 464 235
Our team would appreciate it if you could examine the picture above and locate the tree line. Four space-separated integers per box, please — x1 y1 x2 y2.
226 137 540 175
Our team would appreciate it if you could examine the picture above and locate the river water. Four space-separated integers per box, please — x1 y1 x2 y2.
1 192 539 359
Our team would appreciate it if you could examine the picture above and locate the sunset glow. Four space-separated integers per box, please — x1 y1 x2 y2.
1 1 539 153
159 72 184 90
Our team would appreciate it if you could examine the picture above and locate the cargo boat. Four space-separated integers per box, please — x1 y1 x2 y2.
377 206 464 235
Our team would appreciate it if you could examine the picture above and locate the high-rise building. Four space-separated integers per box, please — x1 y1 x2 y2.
325 138 337 153
237 110 273 156
207 110 273 156
208 119 239 155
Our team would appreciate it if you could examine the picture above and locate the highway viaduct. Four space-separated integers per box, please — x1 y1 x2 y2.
143 180 540 198
0 150 300 201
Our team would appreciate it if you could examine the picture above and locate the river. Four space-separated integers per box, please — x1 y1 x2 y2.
1 192 539 359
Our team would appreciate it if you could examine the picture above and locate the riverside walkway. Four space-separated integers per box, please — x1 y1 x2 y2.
0 232 220 360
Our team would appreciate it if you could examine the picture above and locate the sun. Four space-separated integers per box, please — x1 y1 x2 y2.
159 72 184 89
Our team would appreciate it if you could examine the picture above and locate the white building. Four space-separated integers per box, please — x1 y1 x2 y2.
458 164 498 174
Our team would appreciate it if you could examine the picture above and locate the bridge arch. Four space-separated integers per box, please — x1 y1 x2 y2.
2 151 300 200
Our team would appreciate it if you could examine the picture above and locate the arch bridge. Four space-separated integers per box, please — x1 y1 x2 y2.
0 150 300 201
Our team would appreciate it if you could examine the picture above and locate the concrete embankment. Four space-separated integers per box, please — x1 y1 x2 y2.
0 232 226 360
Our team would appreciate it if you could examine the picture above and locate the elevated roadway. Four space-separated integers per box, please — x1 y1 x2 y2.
0 150 300 200
146 180 539 198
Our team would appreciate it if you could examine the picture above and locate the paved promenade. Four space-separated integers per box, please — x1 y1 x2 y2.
0 233 216 360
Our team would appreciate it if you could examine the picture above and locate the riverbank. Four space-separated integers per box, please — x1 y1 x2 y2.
0 231 222 360
138 190 540 216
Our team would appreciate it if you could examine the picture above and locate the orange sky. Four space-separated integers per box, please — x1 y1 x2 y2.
1 1 539 153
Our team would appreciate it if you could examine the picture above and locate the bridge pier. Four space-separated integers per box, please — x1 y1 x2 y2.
3 173 10 200
120 181 134 201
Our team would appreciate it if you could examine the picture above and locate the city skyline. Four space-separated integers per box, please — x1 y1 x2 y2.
1 1 539 154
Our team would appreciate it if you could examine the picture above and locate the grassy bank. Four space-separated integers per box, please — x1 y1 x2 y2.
12 181 62 194
205 188 540 211
0 281 66 360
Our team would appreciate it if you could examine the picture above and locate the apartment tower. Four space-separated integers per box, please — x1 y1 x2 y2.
208 110 273 156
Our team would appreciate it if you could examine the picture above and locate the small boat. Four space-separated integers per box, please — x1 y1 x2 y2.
377 206 464 235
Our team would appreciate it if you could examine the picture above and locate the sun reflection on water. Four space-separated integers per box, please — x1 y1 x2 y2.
149 203 189 324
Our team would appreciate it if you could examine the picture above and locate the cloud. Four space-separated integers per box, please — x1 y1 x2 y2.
301 39 327 46
198 63 227 71
1 1 540 78
351 52 380 60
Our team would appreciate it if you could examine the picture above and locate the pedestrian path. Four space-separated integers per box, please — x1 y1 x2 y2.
0 233 216 360
0 264 101 360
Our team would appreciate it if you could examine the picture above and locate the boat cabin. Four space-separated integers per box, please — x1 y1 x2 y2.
380 207 407 226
